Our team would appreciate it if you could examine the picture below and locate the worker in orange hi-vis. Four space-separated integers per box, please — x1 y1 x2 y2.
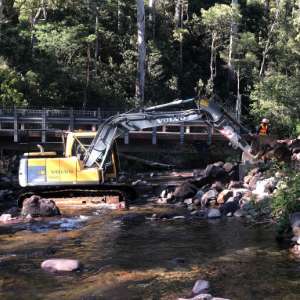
257 118 270 136
251 118 271 157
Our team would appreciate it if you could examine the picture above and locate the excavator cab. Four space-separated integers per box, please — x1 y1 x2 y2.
19 131 119 188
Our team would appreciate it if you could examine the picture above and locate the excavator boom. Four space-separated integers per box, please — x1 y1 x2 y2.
84 97 254 169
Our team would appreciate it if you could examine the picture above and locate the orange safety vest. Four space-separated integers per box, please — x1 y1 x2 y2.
259 124 269 136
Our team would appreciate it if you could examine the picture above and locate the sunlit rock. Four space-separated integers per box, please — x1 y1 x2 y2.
207 208 221 219
41 259 80 272
21 195 60 217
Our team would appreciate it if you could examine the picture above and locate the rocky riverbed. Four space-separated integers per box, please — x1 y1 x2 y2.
0 200 299 300
0 164 300 299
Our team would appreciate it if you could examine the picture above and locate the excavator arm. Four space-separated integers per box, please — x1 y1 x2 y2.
84 97 253 169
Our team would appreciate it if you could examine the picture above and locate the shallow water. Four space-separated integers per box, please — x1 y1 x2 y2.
0 205 299 300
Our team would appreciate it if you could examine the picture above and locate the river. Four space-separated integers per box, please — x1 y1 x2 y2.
0 197 299 300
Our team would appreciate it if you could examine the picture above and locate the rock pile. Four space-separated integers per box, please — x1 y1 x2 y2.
258 136 300 165
158 162 280 220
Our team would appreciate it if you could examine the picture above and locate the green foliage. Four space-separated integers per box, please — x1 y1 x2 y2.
250 74 300 137
0 0 298 115
271 168 300 233
0 57 27 106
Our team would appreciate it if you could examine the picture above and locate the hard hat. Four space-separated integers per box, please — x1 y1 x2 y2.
262 118 269 124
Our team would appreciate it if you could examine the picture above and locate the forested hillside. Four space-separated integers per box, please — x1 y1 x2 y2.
0 0 300 135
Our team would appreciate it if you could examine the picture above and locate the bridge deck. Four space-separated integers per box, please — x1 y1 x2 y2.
0 107 245 150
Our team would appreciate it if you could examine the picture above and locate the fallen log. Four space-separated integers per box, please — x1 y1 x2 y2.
119 153 175 169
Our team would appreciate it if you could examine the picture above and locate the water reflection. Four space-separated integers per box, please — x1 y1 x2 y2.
0 207 299 300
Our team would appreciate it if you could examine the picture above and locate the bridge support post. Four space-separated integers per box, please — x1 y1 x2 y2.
13 106 18 143
180 125 185 144
42 108 47 143
207 126 212 145
124 132 129 145
152 127 157 145
69 108 74 131
97 108 102 128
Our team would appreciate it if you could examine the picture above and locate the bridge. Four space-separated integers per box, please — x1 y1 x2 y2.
0 107 240 153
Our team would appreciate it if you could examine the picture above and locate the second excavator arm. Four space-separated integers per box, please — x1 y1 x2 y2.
84 98 254 170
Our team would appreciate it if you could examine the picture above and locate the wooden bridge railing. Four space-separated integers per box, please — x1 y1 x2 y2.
0 107 232 144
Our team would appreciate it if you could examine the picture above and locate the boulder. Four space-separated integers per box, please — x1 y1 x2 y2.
234 209 245 218
178 295 212 300
290 213 300 238
121 213 146 224
194 190 204 200
21 195 60 217
4 206 19 217
207 208 221 219
216 190 233 204
41 259 80 272
223 162 234 173
192 279 210 295
272 144 292 162
193 169 204 177
292 147 300 154
232 188 250 197
243 174 253 185
289 138 300 150
201 190 218 207
211 181 224 192
248 174 261 190
289 244 300 257
184 198 193 205
174 181 198 200
228 165 239 181
203 165 227 180
213 161 224 168
160 189 168 199
248 167 260 177
220 201 240 215
0 213 13 222
228 181 243 189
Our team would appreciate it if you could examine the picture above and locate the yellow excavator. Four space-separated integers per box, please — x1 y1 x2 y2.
18 97 255 205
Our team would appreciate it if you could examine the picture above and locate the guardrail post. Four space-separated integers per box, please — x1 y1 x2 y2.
185 125 190 134
152 127 157 145
13 106 18 143
69 108 74 131
180 125 185 144
42 108 47 143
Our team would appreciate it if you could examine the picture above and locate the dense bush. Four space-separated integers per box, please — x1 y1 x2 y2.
271 167 300 233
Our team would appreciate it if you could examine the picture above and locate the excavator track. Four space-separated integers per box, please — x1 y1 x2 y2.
17 184 137 208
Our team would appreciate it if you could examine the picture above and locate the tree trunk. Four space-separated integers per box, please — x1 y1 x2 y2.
31 0 47 57
236 68 242 123
259 0 280 77
174 0 181 28
94 9 99 75
0 0 4 23
136 0 146 104
228 0 238 68
209 34 216 83
117 0 123 33
84 44 91 109
149 0 156 39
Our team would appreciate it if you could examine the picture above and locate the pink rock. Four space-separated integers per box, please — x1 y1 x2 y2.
41 259 80 272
